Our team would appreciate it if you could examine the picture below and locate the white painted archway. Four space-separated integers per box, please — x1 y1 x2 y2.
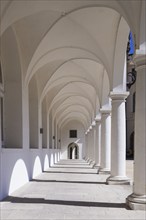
68 142 79 160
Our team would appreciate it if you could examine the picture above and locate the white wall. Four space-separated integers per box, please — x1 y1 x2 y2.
60 120 85 159
0 148 60 200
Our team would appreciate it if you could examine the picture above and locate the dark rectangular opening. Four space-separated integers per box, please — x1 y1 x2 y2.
70 130 77 138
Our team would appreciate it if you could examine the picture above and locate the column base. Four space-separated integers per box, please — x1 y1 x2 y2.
85 157 89 161
106 175 131 185
99 167 110 174
93 163 100 168
89 160 95 165
86 158 90 163
91 163 99 172
126 193 146 210
91 162 96 167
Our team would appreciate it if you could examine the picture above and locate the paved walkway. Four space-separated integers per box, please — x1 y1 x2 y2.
1 160 145 220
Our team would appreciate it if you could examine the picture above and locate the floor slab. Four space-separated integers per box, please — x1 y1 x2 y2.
0 159 145 220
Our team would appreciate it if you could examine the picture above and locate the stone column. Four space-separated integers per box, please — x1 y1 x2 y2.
88 126 94 162
88 121 96 167
106 92 130 184
95 118 101 166
93 124 97 163
86 129 90 162
85 132 88 160
100 110 111 173
126 53 146 210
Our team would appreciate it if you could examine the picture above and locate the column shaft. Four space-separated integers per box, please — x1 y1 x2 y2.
93 126 97 163
127 54 146 210
94 120 101 166
100 111 111 172
89 128 94 161
107 92 130 184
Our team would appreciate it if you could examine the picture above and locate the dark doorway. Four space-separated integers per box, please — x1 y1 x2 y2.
68 143 79 159
70 147 73 159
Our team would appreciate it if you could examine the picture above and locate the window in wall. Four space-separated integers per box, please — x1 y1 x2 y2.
69 130 77 138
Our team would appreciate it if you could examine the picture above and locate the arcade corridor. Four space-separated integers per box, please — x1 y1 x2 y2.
1 160 145 220
0 0 146 212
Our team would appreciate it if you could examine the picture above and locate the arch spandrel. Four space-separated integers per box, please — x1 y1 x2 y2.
112 17 130 92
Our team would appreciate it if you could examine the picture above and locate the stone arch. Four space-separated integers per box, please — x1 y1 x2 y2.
38 58 107 111
112 17 130 92
46 82 96 140
60 113 87 131
1 2 141 41
25 7 117 87
25 48 101 88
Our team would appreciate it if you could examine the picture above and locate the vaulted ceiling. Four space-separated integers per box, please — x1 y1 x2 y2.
0 0 143 131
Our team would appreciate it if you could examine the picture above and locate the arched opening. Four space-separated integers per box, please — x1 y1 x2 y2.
126 31 136 160
68 142 79 159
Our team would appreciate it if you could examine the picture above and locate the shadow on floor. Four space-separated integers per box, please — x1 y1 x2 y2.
31 179 107 185
50 166 93 169
4 196 130 209
44 171 98 175
54 163 89 166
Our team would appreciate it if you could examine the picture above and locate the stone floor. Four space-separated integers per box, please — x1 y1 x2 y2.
1 159 145 220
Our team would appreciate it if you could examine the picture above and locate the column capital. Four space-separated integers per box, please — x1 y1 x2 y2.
87 128 90 133
134 50 146 70
91 120 96 127
100 109 111 115
95 119 101 124
89 125 92 131
110 91 129 101
95 115 101 122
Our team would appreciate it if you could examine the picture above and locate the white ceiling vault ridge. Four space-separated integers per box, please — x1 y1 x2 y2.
0 0 144 132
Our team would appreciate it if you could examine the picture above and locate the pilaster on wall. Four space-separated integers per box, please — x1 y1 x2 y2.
22 86 29 149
